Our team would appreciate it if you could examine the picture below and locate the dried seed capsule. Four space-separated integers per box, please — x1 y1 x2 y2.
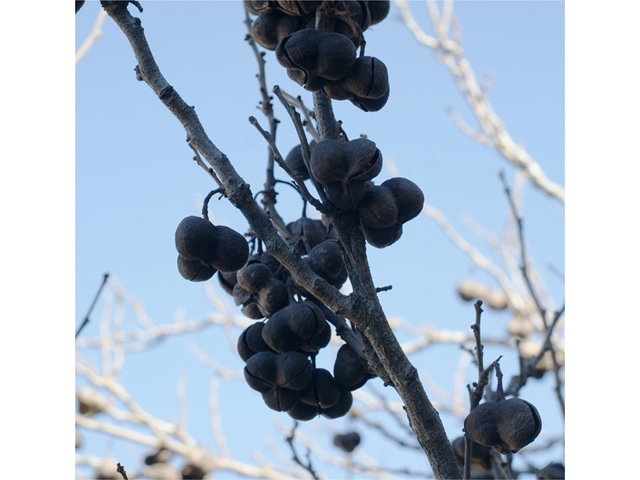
321 388 353 418
175 216 249 273
284 141 315 181
485 289 508 310
299 368 341 409
245 0 277 15
244 351 312 392
251 10 305 51
367 0 390 25
333 432 361 453
358 183 398 228
276 29 357 91
286 216 331 252
276 0 318 16
333 344 375 391
262 301 328 353
237 262 274 295
350 88 390 112
237 322 276 362
360 221 402 248
383 177 424 223
325 56 389 101
507 315 533 338
334 0 370 43
306 240 348 288
464 398 542 454
456 280 489 302
218 270 237 295
177 255 217 282
451 436 492 472
310 138 383 209
256 278 290 318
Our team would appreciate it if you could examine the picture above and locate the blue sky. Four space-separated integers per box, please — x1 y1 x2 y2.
72 1 567 478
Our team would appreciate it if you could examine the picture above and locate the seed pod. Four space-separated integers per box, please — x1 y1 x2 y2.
284 141 315 180
177 255 217 282
299 368 341 408
251 10 305 51
244 351 313 411
360 221 402 249
310 138 383 209
367 0 390 25
144 447 172 466
245 0 277 15
451 436 492 472
276 29 357 91
321 388 353 418
464 398 542 454
334 0 370 44
218 270 237 295
324 56 389 104
358 183 399 228
237 322 276 362
536 462 565 479
333 431 361 453
334 344 375 391
286 216 331 252
305 240 348 288
237 262 274 295
175 216 249 273
350 88 390 112
485 289 508 310
262 301 328 353
383 177 424 223
181 463 208 480
507 315 533 338
256 278 290 318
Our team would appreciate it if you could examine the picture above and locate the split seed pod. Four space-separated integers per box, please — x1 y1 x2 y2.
276 29 357 91
286 216 334 253
323 56 390 112
284 141 315 180
367 0 390 25
287 368 342 420
262 301 329 353
244 351 313 411
464 398 542 454
310 138 383 209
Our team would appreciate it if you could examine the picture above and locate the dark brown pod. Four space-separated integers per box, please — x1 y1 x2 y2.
262 301 327 353
251 10 304 51
182 463 208 480
284 141 315 181
383 177 424 223
464 398 542 454
306 240 348 288
242 302 266 320
233 282 253 307
310 138 383 209
237 262 274 295
358 183 398 228
350 87 390 112
334 0 370 43
299 368 341 409
218 271 237 295
333 344 375 391
255 278 290 317
367 0 390 25
244 351 312 393
237 322 276 362
451 436 492 472
286 216 329 252
333 431 361 453
321 388 353 418
287 399 321 421
209 226 251 272
360 221 402 248
300 319 331 353
177 255 217 282
276 29 357 91
344 56 389 100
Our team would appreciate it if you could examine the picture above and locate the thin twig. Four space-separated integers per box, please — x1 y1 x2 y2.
76 273 110 338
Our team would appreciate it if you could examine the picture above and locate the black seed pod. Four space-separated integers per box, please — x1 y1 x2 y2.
305 240 348 288
310 138 383 209
218 271 237 295
245 0 277 15
299 368 341 409
276 29 357 91
175 216 249 273
321 388 353 418
251 10 305 51
358 183 398 229
237 262 274 295
286 216 332 252
360 221 402 249
333 432 361 453
262 301 328 353
333 344 375 391
451 436 492 473
464 398 542 454
244 351 312 393
256 278 290 318
177 256 217 282
350 87 390 112
276 0 318 16
284 141 315 181
367 0 390 25
383 177 424 223
237 323 276 362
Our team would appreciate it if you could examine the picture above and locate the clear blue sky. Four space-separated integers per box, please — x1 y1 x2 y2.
74 1 565 478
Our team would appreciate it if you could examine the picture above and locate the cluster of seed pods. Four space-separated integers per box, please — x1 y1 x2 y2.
308 137 424 248
174 213 376 420
248 0 391 111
